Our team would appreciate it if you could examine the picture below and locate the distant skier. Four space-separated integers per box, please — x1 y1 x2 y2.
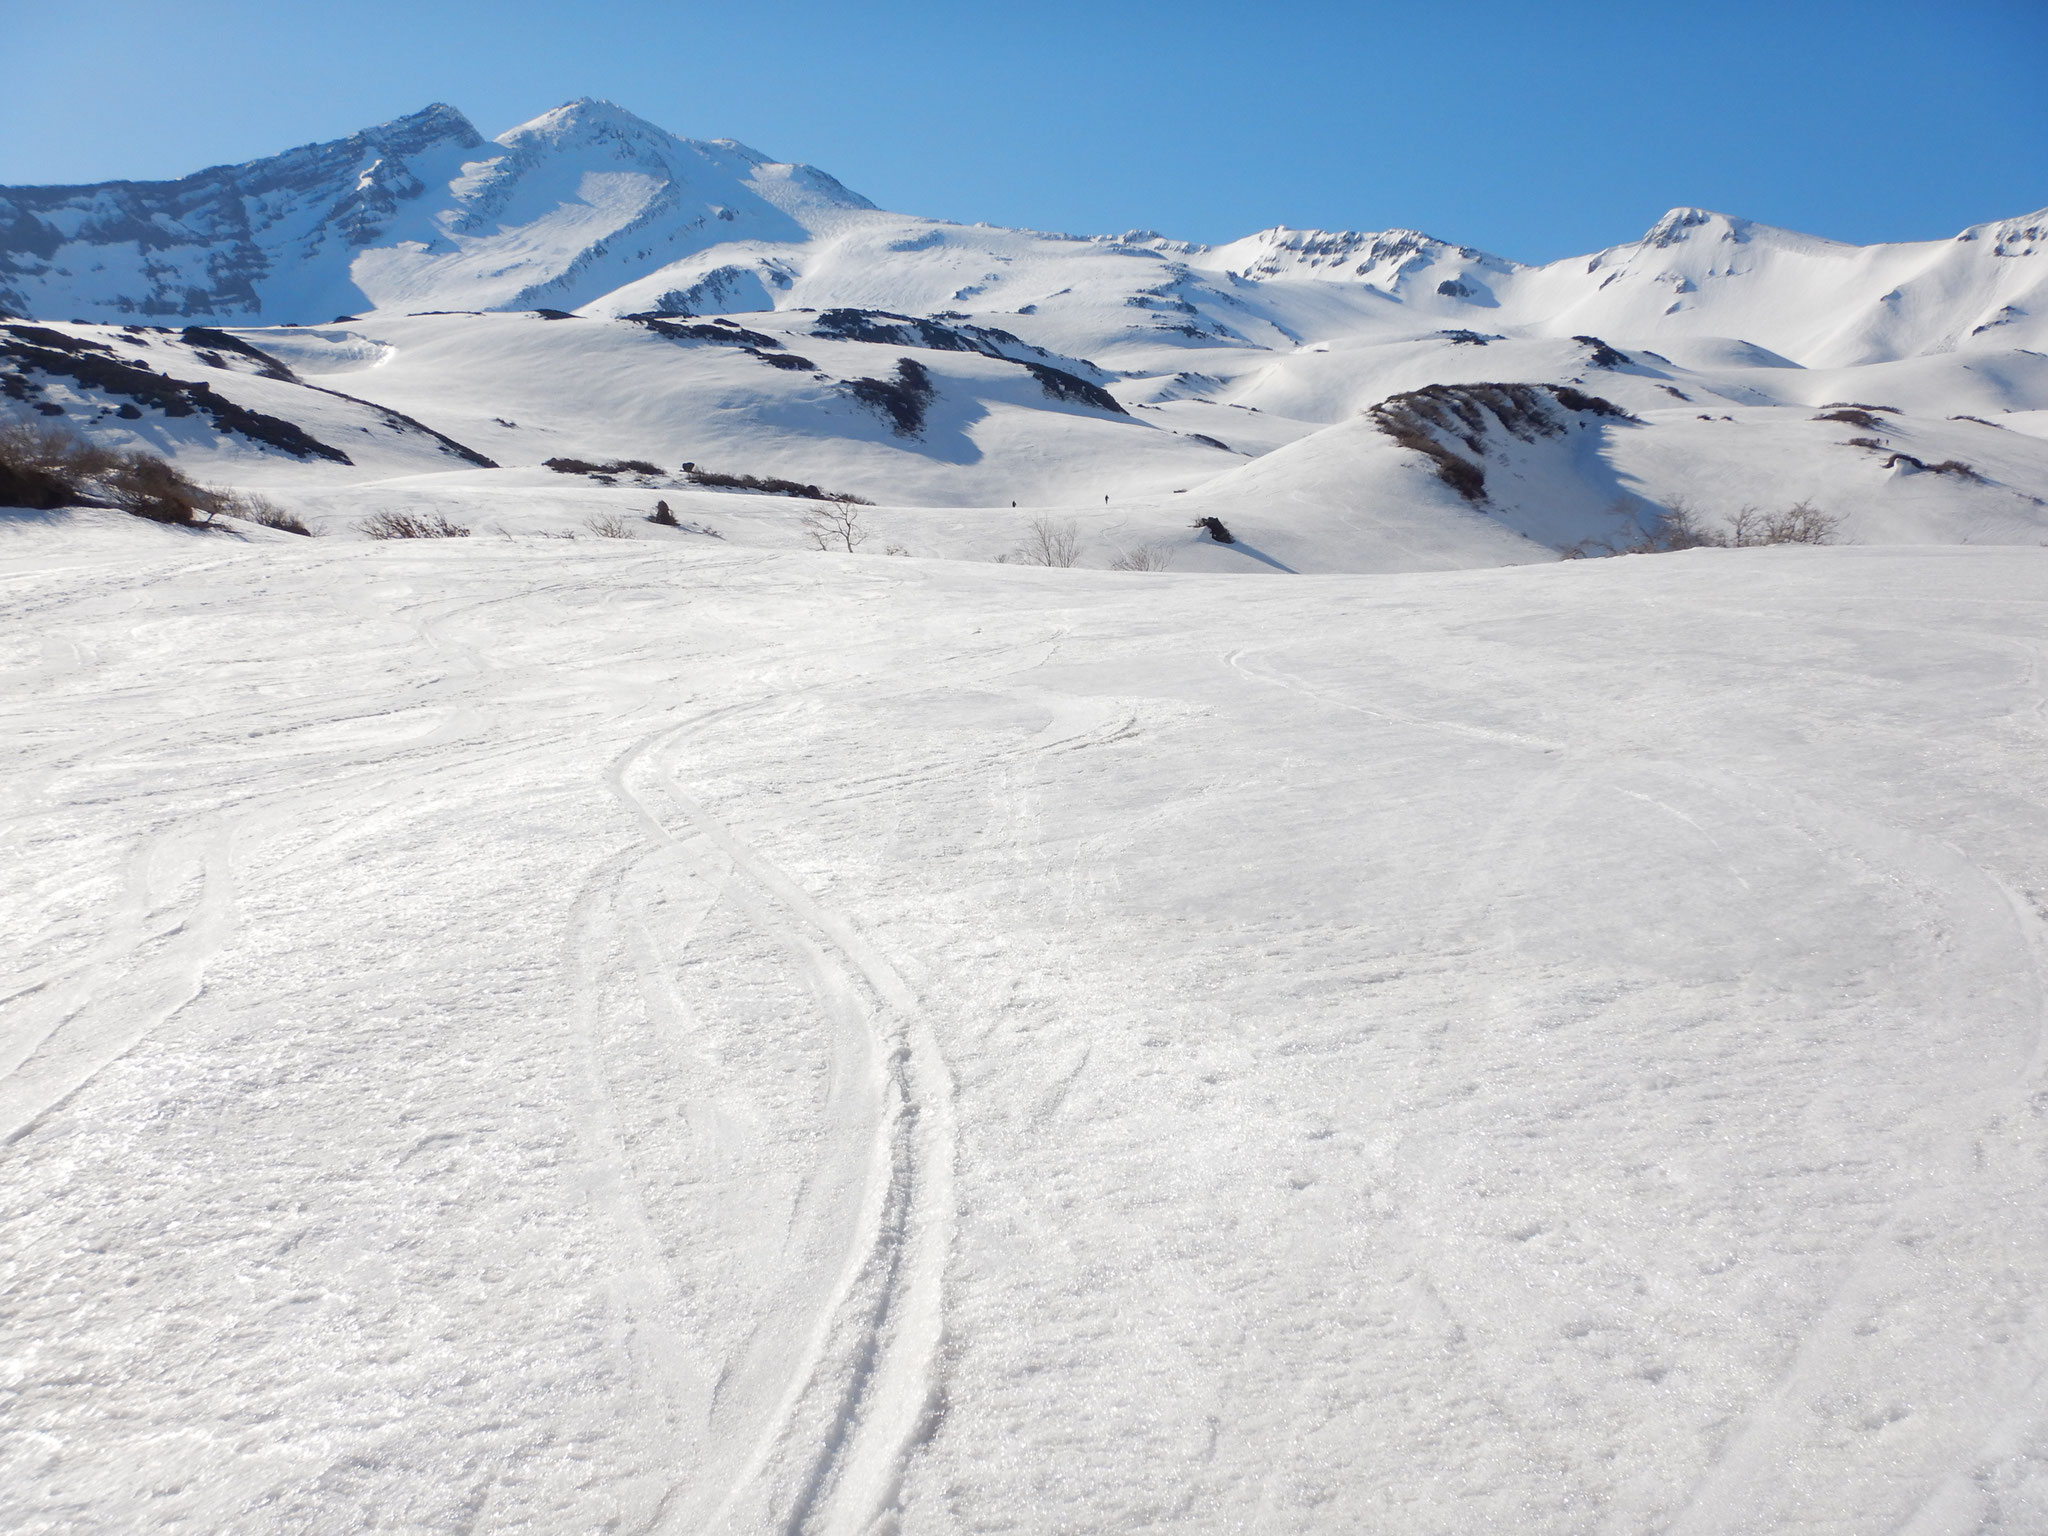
1193 516 1235 544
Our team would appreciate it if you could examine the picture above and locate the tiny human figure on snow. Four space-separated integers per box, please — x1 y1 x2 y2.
650 500 680 526
1193 516 1235 544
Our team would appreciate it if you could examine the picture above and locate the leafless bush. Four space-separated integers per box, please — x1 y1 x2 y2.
883 544 911 557
1110 542 1176 571
801 501 869 552
1744 500 1841 544
1010 515 1081 567
1569 496 1841 557
2 420 229 525
357 509 471 539
583 512 636 539
0 418 119 508
102 451 218 525
1814 408 1888 432
214 489 312 536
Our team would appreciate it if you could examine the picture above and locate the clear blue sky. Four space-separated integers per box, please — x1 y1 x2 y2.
4 0 2041 262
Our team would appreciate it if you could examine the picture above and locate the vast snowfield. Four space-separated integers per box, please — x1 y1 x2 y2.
6 510 2048 1533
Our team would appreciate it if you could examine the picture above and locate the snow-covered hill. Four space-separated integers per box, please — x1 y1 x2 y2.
3 101 2045 566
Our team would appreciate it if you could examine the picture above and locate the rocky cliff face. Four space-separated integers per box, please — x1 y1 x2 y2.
0 104 484 322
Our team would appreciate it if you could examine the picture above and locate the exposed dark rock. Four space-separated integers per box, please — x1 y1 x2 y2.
843 357 934 437
0 328 351 462
1023 363 1126 414
1815 408 1888 432
1369 381 1637 502
625 313 780 349
178 326 300 381
1572 335 1631 369
683 467 870 503
810 307 1104 376
0 104 483 320
546 457 664 476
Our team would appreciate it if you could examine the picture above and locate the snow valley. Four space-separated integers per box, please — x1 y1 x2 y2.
5 101 2048 1535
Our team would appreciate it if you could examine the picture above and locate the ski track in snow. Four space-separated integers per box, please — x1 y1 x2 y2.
602 692 962 1536
7 527 2048 1532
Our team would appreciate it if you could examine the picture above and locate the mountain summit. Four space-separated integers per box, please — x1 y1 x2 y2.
0 100 874 323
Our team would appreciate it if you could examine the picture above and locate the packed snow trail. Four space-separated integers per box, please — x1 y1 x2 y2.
5 513 2048 1533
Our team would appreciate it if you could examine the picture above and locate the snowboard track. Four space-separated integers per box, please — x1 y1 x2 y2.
606 707 959 1536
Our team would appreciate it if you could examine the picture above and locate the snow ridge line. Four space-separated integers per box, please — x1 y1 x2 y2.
609 721 957 1535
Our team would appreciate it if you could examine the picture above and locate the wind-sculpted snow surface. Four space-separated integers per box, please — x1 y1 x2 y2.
5 515 2048 1531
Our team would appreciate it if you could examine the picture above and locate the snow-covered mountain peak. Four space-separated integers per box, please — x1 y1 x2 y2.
1640 206 1745 249
1965 206 2048 258
1202 226 1518 281
500 97 667 143
360 101 484 157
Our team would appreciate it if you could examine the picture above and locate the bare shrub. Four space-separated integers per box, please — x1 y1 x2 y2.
1110 543 1176 571
583 512 636 539
883 544 911 557
357 509 471 539
545 456 663 476
214 489 312 536
1814 408 1888 432
3 420 219 524
3 421 322 534
687 467 870 503
1569 496 1841 556
1011 515 1081 567
102 451 217 524
1748 500 1841 544
801 501 869 552
0 418 117 509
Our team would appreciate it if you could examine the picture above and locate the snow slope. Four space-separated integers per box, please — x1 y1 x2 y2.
6 515 2048 1532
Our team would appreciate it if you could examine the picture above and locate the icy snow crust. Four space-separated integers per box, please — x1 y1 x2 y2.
6 521 2048 1532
